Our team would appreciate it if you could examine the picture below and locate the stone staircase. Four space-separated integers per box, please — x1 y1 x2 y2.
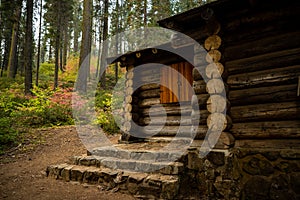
46 139 191 199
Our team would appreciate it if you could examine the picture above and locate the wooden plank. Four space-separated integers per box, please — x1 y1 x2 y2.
228 84 298 106
139 89 160 99
139 98 160 108
193 80 207 94
226 48 300 75
235 139 300 149
231 120 300 139
141 104 192 117
227 65 300 89
230 101 300 123
140 115 192 126
224 31 300 61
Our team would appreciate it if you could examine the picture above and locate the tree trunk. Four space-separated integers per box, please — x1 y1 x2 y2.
100 0 109 89
35 0 43 86
24 0 33 95
7 1 22 79
76 0 93 93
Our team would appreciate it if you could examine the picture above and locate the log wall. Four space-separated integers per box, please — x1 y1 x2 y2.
222 3 300 141
125 63 197 139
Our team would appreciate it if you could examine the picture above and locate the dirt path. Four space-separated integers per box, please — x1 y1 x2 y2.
0 126 135 200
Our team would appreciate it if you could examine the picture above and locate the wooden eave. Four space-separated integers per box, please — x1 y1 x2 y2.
107 43 194 68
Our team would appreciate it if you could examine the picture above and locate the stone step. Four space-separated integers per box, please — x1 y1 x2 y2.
71 155 184 175
46 164 179 199
90 146 185 162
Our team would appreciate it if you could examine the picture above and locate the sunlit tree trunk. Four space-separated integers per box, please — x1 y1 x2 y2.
7 0 22 79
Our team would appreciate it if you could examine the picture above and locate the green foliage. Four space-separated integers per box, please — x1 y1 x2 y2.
94 90 120 134
0 85 74 153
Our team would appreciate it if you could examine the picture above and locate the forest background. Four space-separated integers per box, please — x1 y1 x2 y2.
0 0 214 154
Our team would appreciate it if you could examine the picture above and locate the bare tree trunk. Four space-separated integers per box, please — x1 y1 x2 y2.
54 2 61 89
76 0 93 93
36 0 42 86
115 0 120 83
100 0 109 89
24 0 33 95
63 26 69 69
96 1 103 79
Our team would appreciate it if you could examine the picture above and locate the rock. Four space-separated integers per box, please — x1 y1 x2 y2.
207 151 225 166
280 150 300 160
242 176 271 200
275 161 298 173
161 179 179 199
269 174 294 200
188 151 204 171
261 151 280 161
290 173 300 194
243 157 274 176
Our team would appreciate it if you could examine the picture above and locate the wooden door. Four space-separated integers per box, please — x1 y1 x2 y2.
160 62 193 104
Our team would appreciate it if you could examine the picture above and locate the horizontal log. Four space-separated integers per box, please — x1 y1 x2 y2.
230 102 300 123
139 83 160 91
192 67 205 81
224 21 300 49
139 89 160 99
141 104 192 117
206 79 227 94
140 125 200 138
226 48 300 75
224 31 300 61
193 80 207 94
139 98 160 108
231 120 300 139
228 84 298 106
224 5 300 39
227 65 300 89
135 67 161 76
191 95 198 110
122 121 131 132
140 115 192 126
194 43 208 54
191 125 209 139
125 87 133 95
191 109 210 125
131 113 140 122
207 95 229 113
207 113 232 132
125 95 132 104
206 50 221 63
235 139 300 149
135 75 160 84
126 79 133 87
194 53 207 68
139 125 209 139
204 35 222 51
124 103 132 112
206 62 226 79
126 71 134 79
124 112 132 121
191 132 235 149
196 94 210 108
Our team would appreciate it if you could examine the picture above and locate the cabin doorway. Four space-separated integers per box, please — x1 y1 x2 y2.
160 62 194 104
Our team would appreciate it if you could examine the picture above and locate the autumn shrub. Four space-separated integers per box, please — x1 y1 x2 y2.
0 85 74 153
12 86 74 128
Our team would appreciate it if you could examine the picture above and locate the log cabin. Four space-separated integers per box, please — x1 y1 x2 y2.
107 0 300 198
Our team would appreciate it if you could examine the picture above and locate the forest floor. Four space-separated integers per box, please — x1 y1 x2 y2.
0 126 136 200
